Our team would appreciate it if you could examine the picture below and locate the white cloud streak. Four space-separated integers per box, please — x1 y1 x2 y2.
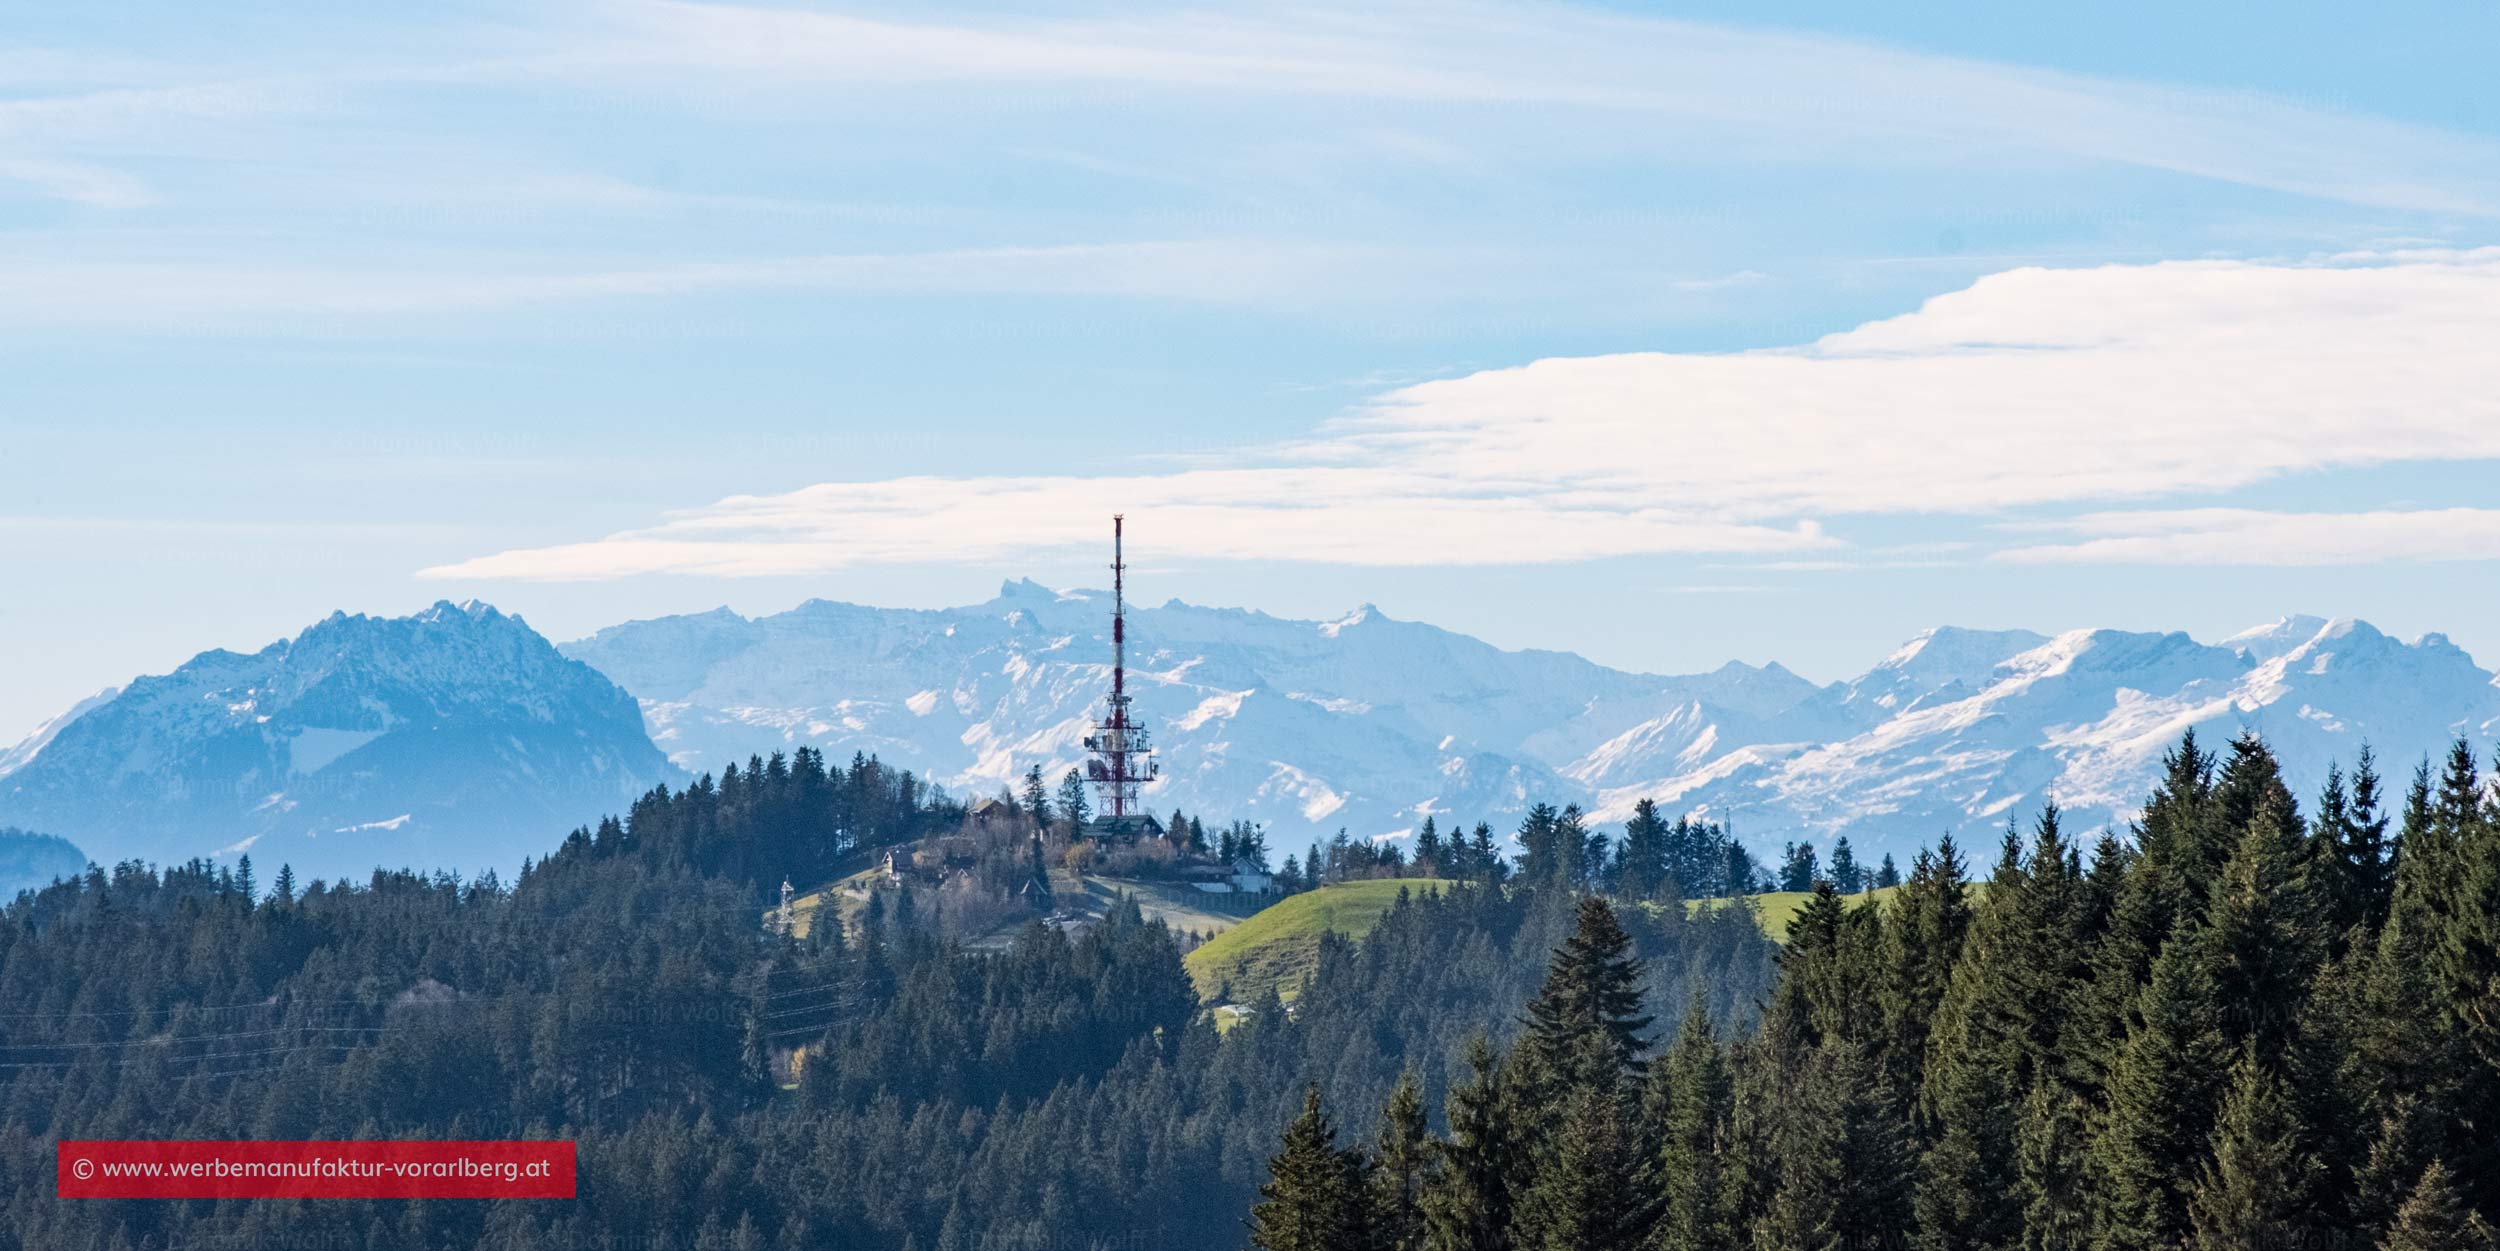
1995 509 2500 566
422 251 2500 580
0 240 1390 328
528 0 2500 216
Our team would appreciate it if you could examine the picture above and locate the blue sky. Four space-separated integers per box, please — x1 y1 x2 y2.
6 1 2500 740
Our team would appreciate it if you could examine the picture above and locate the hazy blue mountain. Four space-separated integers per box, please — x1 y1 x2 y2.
0 827 86 898
0 601 675 883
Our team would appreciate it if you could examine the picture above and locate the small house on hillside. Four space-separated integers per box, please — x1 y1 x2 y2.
969 797 1012 827
1087 813 1165 841
1229 858 1273 894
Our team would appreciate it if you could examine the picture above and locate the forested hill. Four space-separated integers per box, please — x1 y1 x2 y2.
0 745 1775 1250
5 728 2496 1249
1244 732 2500 1251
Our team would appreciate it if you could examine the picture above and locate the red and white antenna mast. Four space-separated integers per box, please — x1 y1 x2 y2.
1085 515 1157 824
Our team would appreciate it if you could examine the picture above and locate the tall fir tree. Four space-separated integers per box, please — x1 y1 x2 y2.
1423 1037 1520 1251
1251 1087 1373 1251
1516 897 1653 1101
2185 1057 2317 1251
1829 836 1863 895
2088 931 2231 1251
1513 1042 1657 1251
1882 839 1972 1113
1760 1039 1913 1251
1618 799 1671 902
2432 744 2500 1076
1375 1071 1435 1251
1647 989 1735 1251
2381 1161 2499 1251
2203 790 2328 1065
2016 1078 2089 1251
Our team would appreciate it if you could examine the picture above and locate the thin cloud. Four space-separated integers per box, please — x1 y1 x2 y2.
535 1 2500 216
0 240 1400 329
422 251 2500 581
1994 508 2500 566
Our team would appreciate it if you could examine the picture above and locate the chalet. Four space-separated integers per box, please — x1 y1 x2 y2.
1087 812 1165 841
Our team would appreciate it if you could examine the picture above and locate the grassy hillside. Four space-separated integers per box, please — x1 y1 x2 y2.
1180 879 1948 1006
1184 878 1454 1002
1687 885 1902 942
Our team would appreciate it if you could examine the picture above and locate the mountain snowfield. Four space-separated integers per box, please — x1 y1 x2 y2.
0 601 673 882
564 584 2500 860
6 587 2497 881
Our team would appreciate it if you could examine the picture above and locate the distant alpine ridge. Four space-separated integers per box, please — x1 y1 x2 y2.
9 585 2498 880
565 583 2500 860
0 601 674 882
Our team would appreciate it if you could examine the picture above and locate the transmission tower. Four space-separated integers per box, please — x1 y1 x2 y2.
1084 515 1158 825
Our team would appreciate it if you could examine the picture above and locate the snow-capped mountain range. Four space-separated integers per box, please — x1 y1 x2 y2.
0 601 672 883
563 583 2500 861
7 584 2497 882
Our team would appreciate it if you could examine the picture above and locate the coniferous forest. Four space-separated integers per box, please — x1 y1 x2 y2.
1249 732 2500 1251
3 730 2497 1251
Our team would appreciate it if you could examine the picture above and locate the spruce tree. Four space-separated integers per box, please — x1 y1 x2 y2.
2381 1161 2499 1251
1760 1040 1913 1251
1516 805 1565 889
1375 1072 1434 1251
2017 1079 2089 1251
1648 990 1734 1251
1619 799 1671 902
1022 764 1052 826
1424 1038 1519 1251
2353 1096 2448 1240
1416 818 1446 879
1056 768 1090 831
2204 792 2328 1064
1780 842 1821 893
1513 1043 1656 1251
1829 836 1863 895
2433 744 2500 1074
1916 810 2083 1251
2186 1057 2316 1251
2206 733 2297 892
2134 730 2219 920
2089 933 2230 1251
2315 752 2395 939
1882 839 1972 1110
1252 1086 1371 1251
1517 897 1653 1099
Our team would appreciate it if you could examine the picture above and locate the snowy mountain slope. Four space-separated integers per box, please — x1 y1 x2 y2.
1597 617 2500 854
0 687 121 779
15 591 2493 881
569 595 2500 863
560 579 1825 842
0 601 676 881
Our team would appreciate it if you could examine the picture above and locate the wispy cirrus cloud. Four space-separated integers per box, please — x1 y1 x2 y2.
421 250 2500 580
525 0 2500 216
7 0 2500 328
0 239 1397 329
1995 508 2500 566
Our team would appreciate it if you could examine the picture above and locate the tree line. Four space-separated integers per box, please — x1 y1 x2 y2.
0 748 1779 1250
1247 730 2500 1251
